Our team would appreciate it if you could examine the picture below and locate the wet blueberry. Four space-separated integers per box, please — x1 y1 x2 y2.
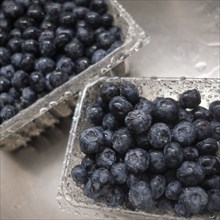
23 27 40 40
91 49 107 64
193 119 213 141
71 165 88 185
75 57 90 73
85 11 102 28
209 101 220 121
56 57 75 75
101 14 113 27
20 87 36 107
150 175 166 199
0 65 15 80
207 189 220 212
48 71 69 88
183 147 199 162
86 104 104 125
22 39 39 54
0 105 17 122
199 156 218 175
39 40 56 57
77 27 94 46
0 47 10 66
90 0 108 15
165 180 182 201
135 97 154 115
111 163 128 184
149 150 167 173
64 39 84 60
35 57 55 74
121 82 140 105
192 106 214 121
7 38 23 53
178 108 194 122
29 71 46 93
102 113 120 131
11 70 29 90
196 138 218 155
179 89 201 109
96 148 116 169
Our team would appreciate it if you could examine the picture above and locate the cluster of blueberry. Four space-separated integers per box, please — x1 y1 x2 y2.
0 0 122 124
71 82 220 217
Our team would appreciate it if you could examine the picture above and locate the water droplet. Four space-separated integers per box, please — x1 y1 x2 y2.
40 107 48 114
195 62 207 72
49 101 57 108
65 193 72 202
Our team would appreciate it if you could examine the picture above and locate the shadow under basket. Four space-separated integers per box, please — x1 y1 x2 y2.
0 0 149 151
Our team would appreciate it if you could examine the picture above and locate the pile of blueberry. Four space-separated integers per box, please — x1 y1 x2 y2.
71 82 220 217
0 0 122 124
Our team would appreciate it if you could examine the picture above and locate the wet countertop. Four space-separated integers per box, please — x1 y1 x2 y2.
1 1 219 219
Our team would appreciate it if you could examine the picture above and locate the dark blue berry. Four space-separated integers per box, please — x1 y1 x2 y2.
74 7 88 19
135 97 154 115
96 148 116 169
165 180 182 200
39 30 55 42
125 110 152 135
193 119 213 141
112 128 133 155
7 38 22 53
209 101 220 121
102 113 120 131
22 39 39 54
149 150 167 173
150 175 166 199
175 187 208 217
0 29 8 46
91 49 107 64
0 47 10 66
71 165 88 184
164 142 184 168
9 87 20 100
172 121 196 146
199 156 218 175
128 181 154 210
179 89 201 109
0 93 14 108
48 71 69 88
207 189 220 212
177 161 205 185
192 106 214 121
121 82 140 105
103 186 124 207
77 27 94 46
14 16 36 31
56 57 75 75
81 155 95 169
96 31 114 49
201 175 220 190
29 71 46 93
86 104 104 125
111 163 128 184
21 87 36 107
196 138 218 155
23 27 40 40
0 105 17 122
0 65 15 79
94 27 106 36
211 121 220 141
75 57 90 73
183 147 199 161
79 127 104 154
54 33 71 49
76 20 89 29
56 27 75 38
90 0 108 15
11 70 29 90
148 123 172 149
39 40 56 57
125 148 149 174
107 40 123 53
27 4 44 22
11 53 23 69
85 44 98 58
35 57 55 74
62 2 76 12
100 83 120 103
103 129 113 147
64 39 84 60
9 29 22 38
126 174 139 189
101 14 113 27
178 108 194 122
153 97 179 123
21 53 35 73
135 133 151 150
85 11 102 28
60 12 76 27
109 26 121 40
2 1 25 20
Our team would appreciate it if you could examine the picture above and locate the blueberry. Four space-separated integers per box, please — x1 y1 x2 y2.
109 26 121 40
79 127 104 154
193 119 213 141
35 58 55 74
62 2 76 12
74 7 89 19
107 40 123 53
126 174 140 188
0 65 15 80
102 113 120 130
94 27 106 36
164 142 184 168
75 57 90 73
76 20 89 29
21 53 35 73
56 57 75 75
54 33 71 49
9 87 20 100
150 175 166 199
39 30 55 42
196 138 218 155
211 121 220 141
121 82 140 105
96 31 114 49
11 70 29 90
112 128 133 155
177 161 205 185
201 175 220 190
128 181 154 210
7 38 22 53
103 129 113 147
0 93 14 108
207 189 220 212
183 147 199 161
21 87 36 107
71 165 88 184
111 163 128 184
23 27 40 40
56 27 75 38
0 105 17 122
83 178 101 200
74 0 90 7
60 12 76 27
77 27 94 46
96 148 116 169
0 77 10 93
45 3 61 20
109 96 133 121
64 39 84 60
22 39 39 55
11 53 23 69
179 89 201 109
125 110 152 135
48 71 69 88
39 40 56 57
81 155 95 169
85 11 102 28
91 49 107 64
156 196 175 213
135 133 151 150
0 47 10 66
90 0 108 15
86 104 104 126
95 96 108 111
165 180 182 201
27 4 44 22
178 108 194 122
125 148 149 174
149 150 167 173
9 29 22 38
153 97 179 123
176 187 208 217
135 97 154 115
103 186 124 207
101 14 113 27
29 71 46 93
14 16 36 31
2 1 24 20
85 44 98 58
148 123 172 149
209 100 220 121
0 29 7 46
192 106 214 121
172 121 196 146
199 156 218 175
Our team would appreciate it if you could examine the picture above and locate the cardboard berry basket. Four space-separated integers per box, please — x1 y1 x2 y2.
0 0 149 151
58 77 220 219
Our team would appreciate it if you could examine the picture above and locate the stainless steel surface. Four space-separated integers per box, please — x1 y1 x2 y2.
1 1 220 219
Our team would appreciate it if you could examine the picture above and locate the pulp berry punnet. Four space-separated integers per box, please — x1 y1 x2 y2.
71 81 220 217
0 0 123 124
